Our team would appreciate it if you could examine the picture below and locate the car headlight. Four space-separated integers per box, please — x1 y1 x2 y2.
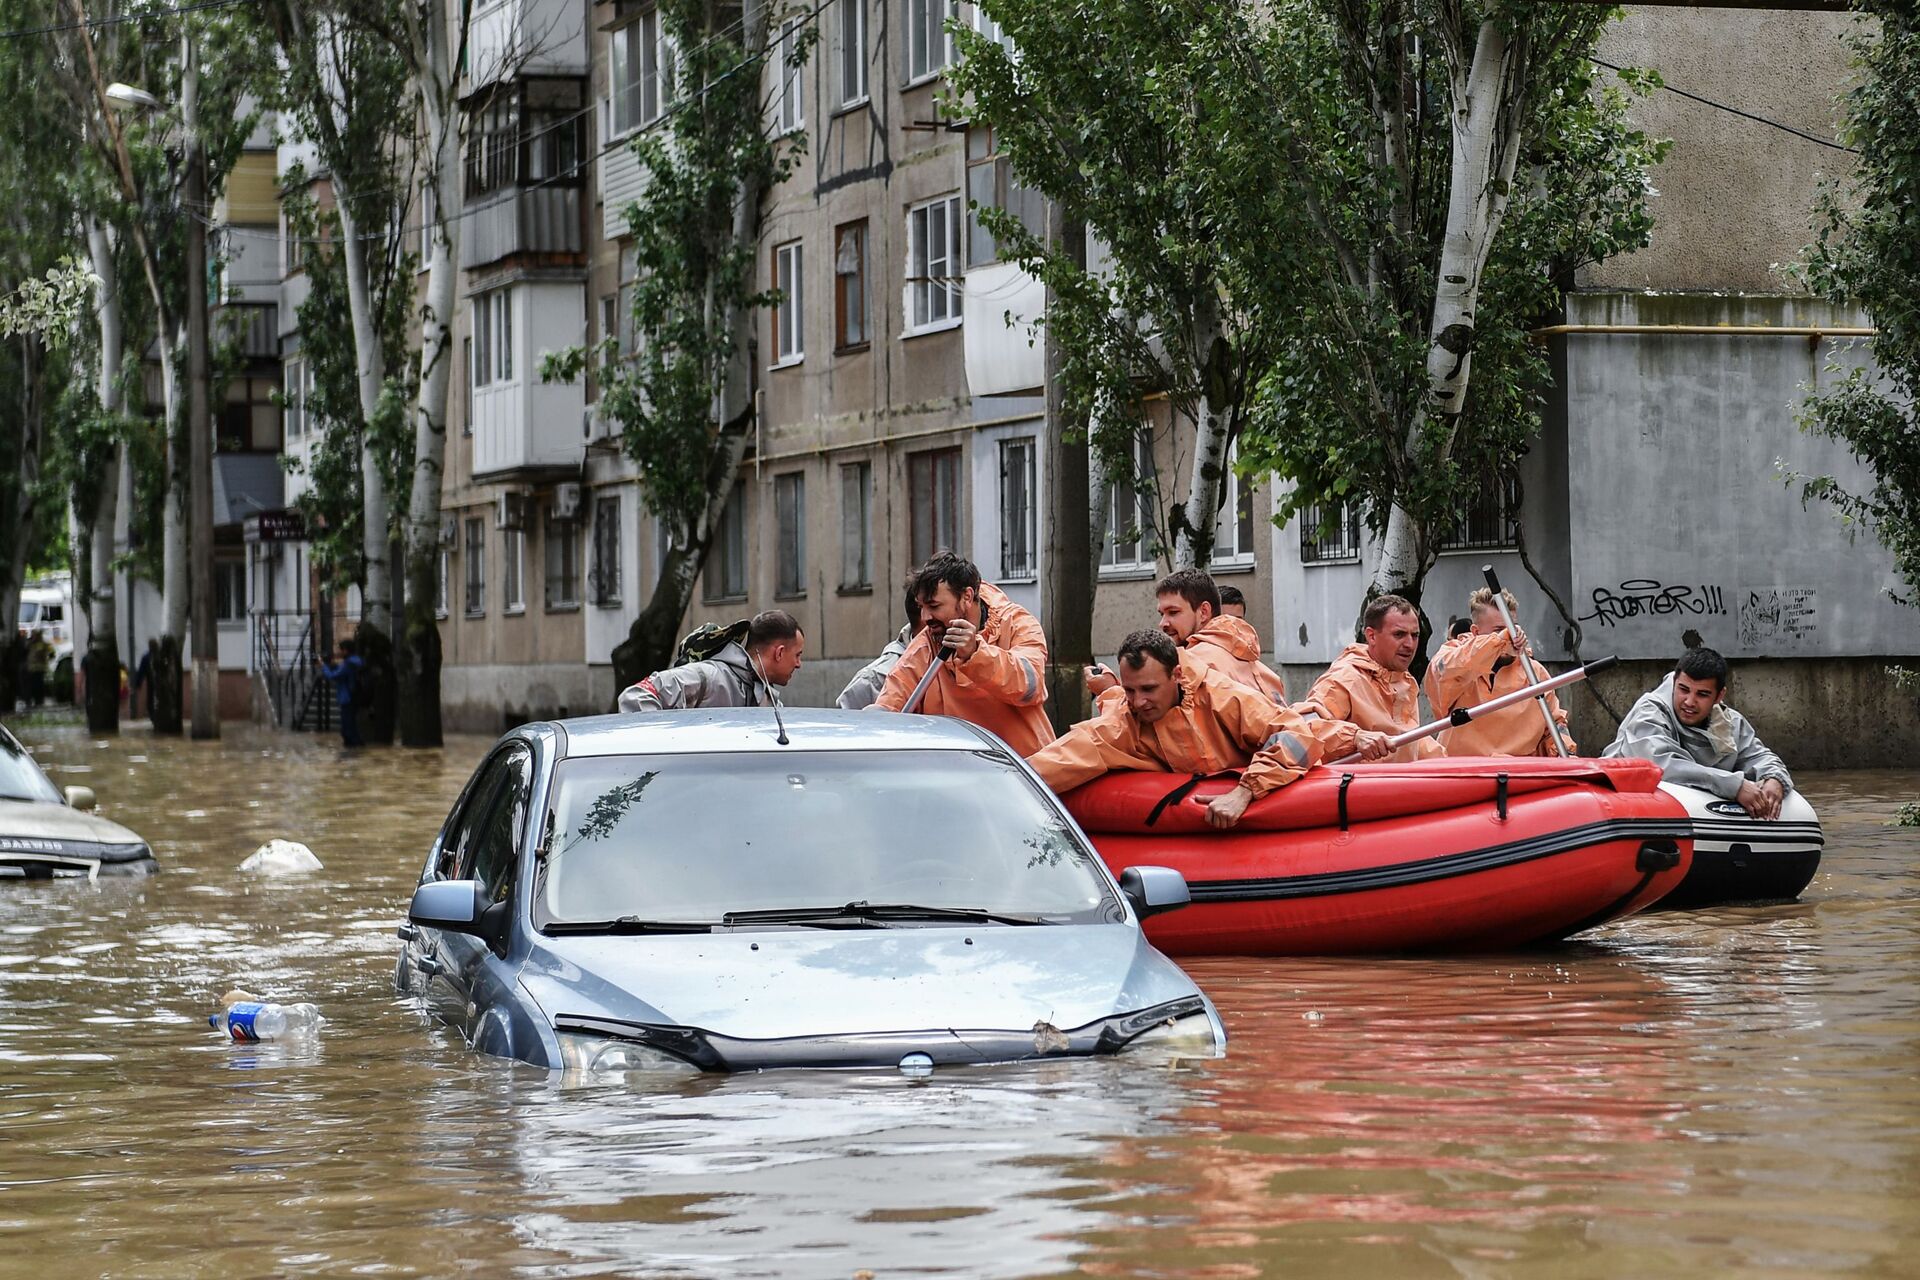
555 1031 702 1077
1121 1011 1226 1059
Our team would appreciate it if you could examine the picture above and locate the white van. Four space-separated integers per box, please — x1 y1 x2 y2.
17 580 74 667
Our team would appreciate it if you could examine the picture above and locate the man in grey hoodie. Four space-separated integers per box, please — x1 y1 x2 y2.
836 585 920 711
1604 647 1793 819
617 610 805 712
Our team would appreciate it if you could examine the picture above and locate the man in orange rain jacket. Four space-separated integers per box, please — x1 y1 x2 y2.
1088 569 1288 704
1030 630 1371 828
873 551 1055 756
1423 587 1575 757
1303 594 1443 763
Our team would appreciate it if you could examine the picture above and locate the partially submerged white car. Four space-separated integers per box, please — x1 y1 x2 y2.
0 724 155 879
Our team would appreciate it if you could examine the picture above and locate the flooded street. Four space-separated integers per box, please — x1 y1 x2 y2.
2 722 1916 1278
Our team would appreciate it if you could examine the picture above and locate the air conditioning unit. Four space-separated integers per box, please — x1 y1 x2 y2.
494 490 528 531
438 514 458 548
552 482 583 521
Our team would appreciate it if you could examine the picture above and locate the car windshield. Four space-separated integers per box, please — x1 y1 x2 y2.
535 748 1117 928
0 732 61 804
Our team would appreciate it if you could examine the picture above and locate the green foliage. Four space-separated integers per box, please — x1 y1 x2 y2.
1893 800 1920 828
1797 3 1920 612
0 259 99 340
543 0 810 550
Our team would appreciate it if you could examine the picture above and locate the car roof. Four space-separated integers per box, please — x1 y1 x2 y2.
545 709 1006 758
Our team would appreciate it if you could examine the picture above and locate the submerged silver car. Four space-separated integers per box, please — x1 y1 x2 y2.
396 710 1224 1073
0 723 155 879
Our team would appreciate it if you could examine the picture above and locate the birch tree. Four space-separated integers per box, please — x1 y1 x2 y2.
542 0 807 686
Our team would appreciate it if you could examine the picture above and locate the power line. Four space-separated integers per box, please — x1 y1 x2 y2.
1594 58 1858 155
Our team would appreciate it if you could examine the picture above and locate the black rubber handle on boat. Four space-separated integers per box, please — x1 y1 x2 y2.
1584 655 1618 675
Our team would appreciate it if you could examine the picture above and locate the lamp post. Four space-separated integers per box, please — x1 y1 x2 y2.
106 39 218 740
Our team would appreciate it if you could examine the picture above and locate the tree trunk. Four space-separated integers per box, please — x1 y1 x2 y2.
397 49 461 748
184 39 220 740
82 221 122 732
1173 297 1230 568
1041 209 1093 735
337 194 396 744
150 329 185 735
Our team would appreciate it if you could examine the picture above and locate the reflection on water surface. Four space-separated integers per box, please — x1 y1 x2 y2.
0 723 1915 1277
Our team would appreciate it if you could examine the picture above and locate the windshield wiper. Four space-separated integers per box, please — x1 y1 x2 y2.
542 916 717 935
720 901 1049 928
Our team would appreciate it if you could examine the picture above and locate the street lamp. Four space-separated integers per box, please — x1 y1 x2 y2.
104 61 219 741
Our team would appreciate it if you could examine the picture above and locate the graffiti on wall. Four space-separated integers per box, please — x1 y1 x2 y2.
1576 580 1729 627
1740 586 1818 648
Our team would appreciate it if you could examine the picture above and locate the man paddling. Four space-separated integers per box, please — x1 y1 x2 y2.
1029 630 1337 829
1604 647 1794 819
1303 594 1442 763
1423 587 1575 757
873 552 1055 756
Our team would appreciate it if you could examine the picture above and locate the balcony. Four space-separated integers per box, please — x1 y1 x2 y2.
463 78 587 270
468 0 587 87
469 280 588 481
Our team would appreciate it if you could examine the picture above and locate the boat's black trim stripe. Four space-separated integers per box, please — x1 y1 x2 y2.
1184 818 1694 903
1691 821 1824 847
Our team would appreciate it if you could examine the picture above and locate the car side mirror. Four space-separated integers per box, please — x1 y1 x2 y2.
65 786 96 812
409 879 506 944
1118 865 1190 919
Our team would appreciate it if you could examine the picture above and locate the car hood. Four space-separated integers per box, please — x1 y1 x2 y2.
520 923 1201 1043
0 798 147 846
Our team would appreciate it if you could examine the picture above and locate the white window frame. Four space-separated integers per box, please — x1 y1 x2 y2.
282 357 304 442
905 0 955 84
503 527 526 614
972 0 1011 52
776 18 806 134
214 560 247 625
1213 443 1258 566
999 436 1037 583
1100 432 1156 576
838 0 869 107
773 239 805 366
610 9 673 138
435 547 450 619
906 194 963 334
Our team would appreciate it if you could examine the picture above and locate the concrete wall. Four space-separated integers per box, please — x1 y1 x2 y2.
1586 6 1866 293
1560 292 1906 662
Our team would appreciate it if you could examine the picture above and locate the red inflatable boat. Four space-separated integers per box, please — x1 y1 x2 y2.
1065 756 1693 956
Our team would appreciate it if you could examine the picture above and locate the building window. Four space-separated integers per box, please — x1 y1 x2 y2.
973 0 1012 50
909 446 962 565
545 511 580 609
464 517 487 614
282 358 304 442
592 495 623 606
214 560 247 623
965 126 1045 269
1101 433 1156 573
503 528 525 613
773 239 804 365
1299 500 1362 564
1214 445 1258 564
1436 473 1522 552
999 437 1036 581
611 7 672 136
435 548 450 618
839 460 871 590
838 0 868 105
776 17 805 134
220 374 281 453
905 0 954 83
775 472 807 597
907 194 962 332
834 220 868 350
472 287 513 387
466 83 585 198
706 489 749 601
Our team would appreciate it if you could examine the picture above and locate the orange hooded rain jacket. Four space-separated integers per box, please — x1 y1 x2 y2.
1304 644 1442 763
1186 615 1288 702
1027 654 1324 798
874 581 1055 756
1422 630 1575 757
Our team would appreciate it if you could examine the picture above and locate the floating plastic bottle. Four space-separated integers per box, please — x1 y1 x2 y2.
208 1001 325 1042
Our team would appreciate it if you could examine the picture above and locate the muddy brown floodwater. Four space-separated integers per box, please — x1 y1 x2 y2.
1 722 1916 1279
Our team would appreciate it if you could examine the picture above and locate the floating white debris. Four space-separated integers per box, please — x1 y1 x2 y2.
238 840 323 874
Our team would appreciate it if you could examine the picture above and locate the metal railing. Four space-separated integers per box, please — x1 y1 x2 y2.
251 611 333 733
